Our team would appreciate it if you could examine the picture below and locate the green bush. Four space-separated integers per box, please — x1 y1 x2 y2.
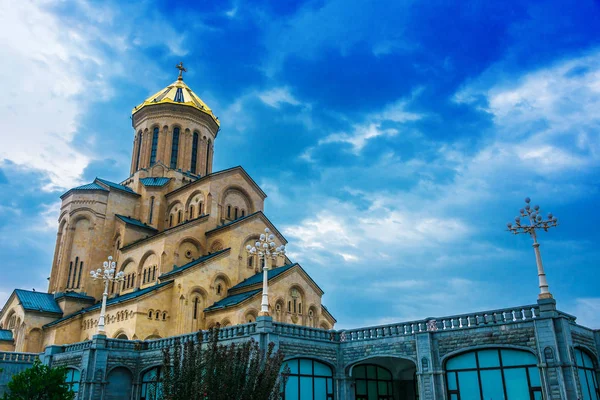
2 359 75 400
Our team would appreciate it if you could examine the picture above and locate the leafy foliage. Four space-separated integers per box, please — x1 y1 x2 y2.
160 327 288 400
2 359 75 400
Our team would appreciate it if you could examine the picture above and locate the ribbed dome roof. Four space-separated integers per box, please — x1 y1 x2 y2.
132 77 219 126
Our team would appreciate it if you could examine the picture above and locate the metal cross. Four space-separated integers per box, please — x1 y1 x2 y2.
176 62 187 80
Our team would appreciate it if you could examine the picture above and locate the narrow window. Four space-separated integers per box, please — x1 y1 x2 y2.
135 131 142 170
234 207 238 220
169 214 173 227
288 301 291 312
227 205 231 219
150 127 159 165
152 266 156 281
241 209 245 217
191 132 199 174
189 205 194 220
170 127 180 169
217 284 222 295
111 281 115 293
174 88 184 102
293 299 297 313
155 311 159 320
299 303 302 314
199 202 203 216
247 255 253 268
143 270 147 283
149 197 155 224
67 262 73 288
193 298 198 319
205 139 211 175
177 210 182 224
162 312 167 321
148 310 153 318
77 261 83 288
72 257 79 288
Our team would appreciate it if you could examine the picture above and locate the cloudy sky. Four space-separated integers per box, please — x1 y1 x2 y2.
1 0 599 329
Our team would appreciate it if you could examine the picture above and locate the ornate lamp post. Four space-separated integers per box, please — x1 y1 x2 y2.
507 197 558 300
90 256 125 335
245 228 285 316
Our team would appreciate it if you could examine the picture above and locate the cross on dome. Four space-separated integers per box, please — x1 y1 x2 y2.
176 62 187 80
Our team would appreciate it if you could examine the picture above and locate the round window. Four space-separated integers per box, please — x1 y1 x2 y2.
185 250 193 258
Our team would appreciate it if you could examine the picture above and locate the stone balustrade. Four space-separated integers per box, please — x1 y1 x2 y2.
0 351 37 363
273 322 333 342
63 340 92 352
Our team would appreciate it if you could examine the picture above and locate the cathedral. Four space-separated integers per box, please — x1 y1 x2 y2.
0 65 336 353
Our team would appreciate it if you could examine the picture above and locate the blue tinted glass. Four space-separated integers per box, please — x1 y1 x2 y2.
378 367 391 380
368 381 378 399
300 359 313 375
451 395 459 400
367 366 377 379
286 376 299 398
144 368 157 381
447 352 477 370
528 367 541 387
71 383 79 393
480 369 504 399
588 371 599 400
579 368 591 400
314 377 327 399
504 368 530 399
457 371 480 400
478 350 500 368
447 372 457 390
534 392 543 400
354 366 365 378
378 381 388 394
285 360 299 374
582 351 595 368
501 350 536 367
314 361 332 377
327 378 332 393
300 376 313 400
356 380 367 395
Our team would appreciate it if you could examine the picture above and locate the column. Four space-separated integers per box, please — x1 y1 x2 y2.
415 332 439 400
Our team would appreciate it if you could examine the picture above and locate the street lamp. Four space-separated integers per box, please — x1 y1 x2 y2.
245 228 286 316
507 197 558 300
90 256 125 334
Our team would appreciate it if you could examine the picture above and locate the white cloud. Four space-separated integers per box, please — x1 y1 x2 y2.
569 298 600 329
258 87 301 108
319 124 399 154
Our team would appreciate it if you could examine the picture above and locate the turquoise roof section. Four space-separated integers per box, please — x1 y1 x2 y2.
73 182 108 191
116 215 158 231
204 289 261 312
14 290 62 315
230 264 297 291
44 280 174 327
140 177 171 187
160 249 230 279
205 212 260 235
0 329 13 341
54 292 96 302
95 178 138 195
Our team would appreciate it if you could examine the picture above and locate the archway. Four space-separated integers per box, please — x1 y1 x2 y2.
105 366 133 400
349 356 418 400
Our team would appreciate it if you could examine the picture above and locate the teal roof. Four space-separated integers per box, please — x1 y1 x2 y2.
14 290 62 315
116 215 158 231
205 212 260 235
95 178 138 195
73 182 108 191
54 292 96 302
160 248 230 279
140 177 171 187
204 289 261 312
230 264 297 291
0 329 13 341
44 280 174 327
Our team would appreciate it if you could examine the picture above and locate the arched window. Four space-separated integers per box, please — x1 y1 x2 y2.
445 348 542 400
65 368 81 395
150 127 159 165
234 207 239 219
191 132 199 174
148 310 153 319
177 210 182 224
247 255 254 268
199 202 203 216
241 209 245 217
205 139 211 175
140 367 163 400
149 196 155 224
155 311 160 320
227 205 231 219
162 312 167 321
193 297 199 320
143 270 147 283
170 127 180 169
135 131 142 170
282 359 334 400
574 348 600 399
189 205 195 220
354 364 392 399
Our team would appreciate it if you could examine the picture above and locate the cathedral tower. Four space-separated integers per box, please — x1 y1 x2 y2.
129 63 220 178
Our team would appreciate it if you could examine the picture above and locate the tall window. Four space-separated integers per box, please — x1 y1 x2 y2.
191 132 199 174
282 358 334 400
193 297 199 319
354 364 393 400
445 348 542 400
149 197 155 224
135 132 142 170
575 348 600 400
140 367 163 400
65 368 81 395
170 128 180 169
205 139 211 175
150 127 159 165
67 257 83 289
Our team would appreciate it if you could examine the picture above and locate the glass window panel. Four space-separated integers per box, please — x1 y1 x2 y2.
71 383 79 393
447 352 477 370
367 366 377 379
314 361 332 377
354 366 366 379
315 378 327 399
286 360 299 374
447 372 457 390
368 381 378 400
501 349 536 367
450 395 459 400
534 392 543 400
144 368 157 381
478 350 500 368
576 349 585 367
300 377 313 400
388 382 393 395
582 351 595 368
588 371 599 400
579 369 591 400
504 368 530 400
356 380 367 395
480 369 504 400
327 378 333 393
378 381 388 394
457 371 480 400
528 367 541 387
286 376 299 399
378 367 392 380
300 359 313 375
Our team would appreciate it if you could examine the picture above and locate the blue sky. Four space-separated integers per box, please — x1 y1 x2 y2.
1 0 599 329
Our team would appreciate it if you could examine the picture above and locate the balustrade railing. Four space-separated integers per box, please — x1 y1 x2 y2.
0 351 38 363
273 323 333 342
63 340 92 352
106 338 138 351
144 323 257 351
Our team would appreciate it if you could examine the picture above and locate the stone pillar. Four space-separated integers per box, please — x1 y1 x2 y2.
415 331 438 400
40 344 64 366
81 334 110 400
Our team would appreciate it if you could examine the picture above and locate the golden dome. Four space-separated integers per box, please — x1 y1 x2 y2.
132 69 219 126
